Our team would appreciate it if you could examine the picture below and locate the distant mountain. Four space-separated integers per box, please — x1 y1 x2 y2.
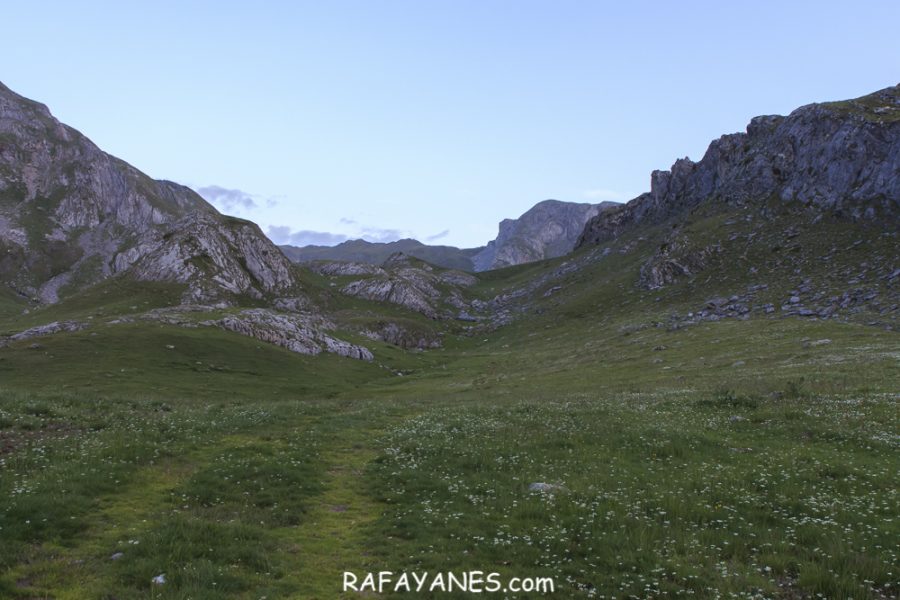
0 81 296 304
472 199 617 271
282 200 619 273
578 84 900 248
281 238 483 271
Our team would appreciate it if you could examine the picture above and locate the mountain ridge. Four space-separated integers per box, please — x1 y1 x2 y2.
0 80 297 305
280 238 482 271
281 199 618 273
577 84 900 248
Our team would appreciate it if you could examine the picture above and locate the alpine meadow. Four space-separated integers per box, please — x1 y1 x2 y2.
0 13 898 600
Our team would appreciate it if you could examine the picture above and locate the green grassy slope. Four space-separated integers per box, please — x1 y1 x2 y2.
0 202 897 599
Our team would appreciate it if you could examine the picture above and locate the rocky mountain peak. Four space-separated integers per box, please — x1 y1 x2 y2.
0 81 296 304
578 84 900 247
473 199 617 271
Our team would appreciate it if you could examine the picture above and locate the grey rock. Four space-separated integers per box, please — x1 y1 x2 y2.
473 200 618 271
639 236 721 289
362 322 441 350
528 482 566 493
578 85 900 248
338 253 477 320
202 309 373 360
309 261 386 277
2 320 87 346
0 81 297 304
342 276 440 318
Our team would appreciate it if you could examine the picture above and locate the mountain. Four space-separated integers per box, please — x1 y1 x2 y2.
472 199 617 271
281 200 619 274
578 85 900 249
280 238 481 271
0 81 296 305
1 82 898 600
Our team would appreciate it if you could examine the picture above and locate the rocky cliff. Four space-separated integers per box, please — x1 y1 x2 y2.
473 200 617 271
0 81 296 304
578 85 900 247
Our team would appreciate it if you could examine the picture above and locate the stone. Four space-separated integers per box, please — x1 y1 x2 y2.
202 309 373 361
528 482 565 493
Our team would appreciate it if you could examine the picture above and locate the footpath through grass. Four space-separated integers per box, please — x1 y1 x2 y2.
0 314 897 598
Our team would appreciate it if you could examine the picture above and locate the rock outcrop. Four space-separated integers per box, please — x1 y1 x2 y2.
201 309 373 360
0 319 88 347
578 85 900 248
0 81 297 304
319 253 476 320
473 200 617 271
117 213 296 302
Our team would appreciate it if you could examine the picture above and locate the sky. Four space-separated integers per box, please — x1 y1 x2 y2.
2 1 898 248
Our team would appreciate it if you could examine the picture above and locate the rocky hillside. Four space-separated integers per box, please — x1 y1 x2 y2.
473 199 617 271
0 81 296 305
578 85 900 248
281 238 481 271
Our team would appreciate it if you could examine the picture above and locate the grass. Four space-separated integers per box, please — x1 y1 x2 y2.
0 204 897 598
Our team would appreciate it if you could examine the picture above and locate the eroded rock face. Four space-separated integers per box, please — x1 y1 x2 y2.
473 200 618 271
639 235 723 290
578 85 900 247
335 253 477 319
0 81 297 303
118 213 296 303
342 277 440 318
361 321 442 350
0 320 88 346
309 261 386 277
201 309 373 361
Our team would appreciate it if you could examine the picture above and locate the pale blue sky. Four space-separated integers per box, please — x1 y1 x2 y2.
3 1 898 247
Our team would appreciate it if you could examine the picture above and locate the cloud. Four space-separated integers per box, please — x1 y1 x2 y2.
196 185 259 211
266 225 349 247
265 222 409 247
339 217 357 225
582 188 626 202
360 228 405 243
425 229 450 242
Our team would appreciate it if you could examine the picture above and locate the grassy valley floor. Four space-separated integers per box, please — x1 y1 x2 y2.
0 310 897 599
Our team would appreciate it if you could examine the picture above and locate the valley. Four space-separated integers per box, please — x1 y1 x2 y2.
0 81 897 599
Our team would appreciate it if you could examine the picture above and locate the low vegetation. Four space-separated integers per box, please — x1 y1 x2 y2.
0 204 897 598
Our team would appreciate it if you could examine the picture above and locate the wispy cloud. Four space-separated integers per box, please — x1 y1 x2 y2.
195 185 259 211
266 222 410 247
426 229 450 242
582 188 626 202
339 217 357 225
359 227 405 243
266 226 349 247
